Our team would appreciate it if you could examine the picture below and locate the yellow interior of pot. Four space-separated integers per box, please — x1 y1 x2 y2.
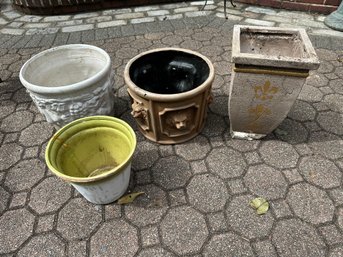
45 116 136 183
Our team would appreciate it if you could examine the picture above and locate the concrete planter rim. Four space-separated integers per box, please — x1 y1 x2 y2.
231 25 320 70
19 44 111 95
45 115 137 184
124 47 215 102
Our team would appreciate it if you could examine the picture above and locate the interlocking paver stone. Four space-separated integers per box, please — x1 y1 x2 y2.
314 102 332 112
275 119 308 144
0 100 15 119
137 247 176 257
253 240 278 257
324 94 343 113
244 151 262 165
287 183 335 225
306 73 330 88
36 214 55 233
17 233 66 257
9 191 27 208
317 111 343 135
140 226 159 247
244 164 288 199
161 34 183 45
132 140 159 170
207 147 246 179
272 219 326 257
3 132 18 143
334 67 343 78
0 209 35 254
270 200 293 218
90 219 138 257
317 62 334 73
319 224 343 246
209 95 227 116
202 113 227 137
294 143 312 156
312 102 331 112
227 179 247 194
330 79 343 94
207 211 227 232
19 122 54 146
135 169 151 184
338 208 343 232
214 60 231 76
226 195 274 239
57 198 102 240
68 241 87 257
259 141 299 169
316 49 339 61
225 137 260 152
329 246 343 257
125 184 168 226
175 135 210 160
187 174 228 212
329 188 343 206
152 156 191 190
0 187 9 213
299 156 342 189
29 176 71 214
0 143 23 170
298 84 323 102
203 232 254 257
161 206 208 255
309 131 343 160
104 204 121 220
0 111 33 132
5 159 45 192
169 188 187 206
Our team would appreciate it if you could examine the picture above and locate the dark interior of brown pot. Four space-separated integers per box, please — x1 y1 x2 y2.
129 50 210 94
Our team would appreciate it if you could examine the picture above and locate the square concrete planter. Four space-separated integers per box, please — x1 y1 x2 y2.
229 25 320 139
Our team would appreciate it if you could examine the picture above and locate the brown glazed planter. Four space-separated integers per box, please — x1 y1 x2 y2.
124 48 214 144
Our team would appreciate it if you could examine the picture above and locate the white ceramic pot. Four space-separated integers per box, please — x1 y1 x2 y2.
20 44 115 127
45 116 137 204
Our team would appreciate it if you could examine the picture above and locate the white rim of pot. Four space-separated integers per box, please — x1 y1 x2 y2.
19 44 111 95
124 47 215 102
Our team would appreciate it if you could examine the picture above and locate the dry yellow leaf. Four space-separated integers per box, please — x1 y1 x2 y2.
117 192 144 205
250 197 269 215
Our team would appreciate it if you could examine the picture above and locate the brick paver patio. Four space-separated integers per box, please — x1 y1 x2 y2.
0 0 343 256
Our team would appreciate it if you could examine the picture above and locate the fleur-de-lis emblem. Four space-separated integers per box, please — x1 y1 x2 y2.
249 104 271 116
254 80 278 100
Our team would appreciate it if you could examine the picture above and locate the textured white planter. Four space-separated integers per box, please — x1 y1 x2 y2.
45 116 137 204
229 26 320 139
20 44 115 127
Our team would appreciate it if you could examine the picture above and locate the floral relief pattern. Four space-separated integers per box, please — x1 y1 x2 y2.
29 80 114 127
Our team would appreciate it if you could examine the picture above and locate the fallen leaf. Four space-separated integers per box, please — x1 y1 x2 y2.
117 192 144 204
250 197 269 215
